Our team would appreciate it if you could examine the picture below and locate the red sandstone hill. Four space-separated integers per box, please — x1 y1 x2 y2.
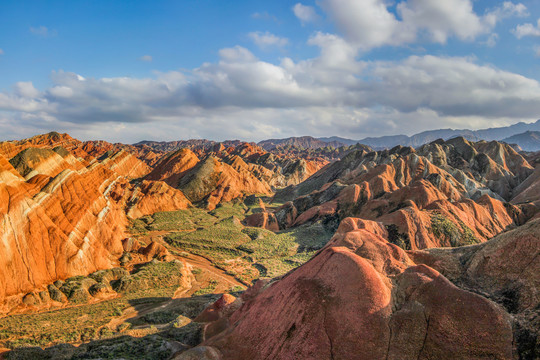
1 132 329 311
0 135 192 312
184 216 539 359
249 139 537 251
142 142 326 208
145 148 200 187
1 131 539 357
0 132 85 159
177 155 272 210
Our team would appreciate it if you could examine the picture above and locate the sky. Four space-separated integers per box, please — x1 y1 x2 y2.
1 0 540 143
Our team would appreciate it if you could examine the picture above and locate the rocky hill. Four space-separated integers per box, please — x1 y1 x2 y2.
258 136 347 150
243 119 540 151
0 132 330 313
253 137 536 252
135 139 247 153
0 132 538 359
189 215 539 359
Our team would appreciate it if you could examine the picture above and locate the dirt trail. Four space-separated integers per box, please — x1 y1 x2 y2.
105 251 241 331
181 253 244 288
134 229 245 288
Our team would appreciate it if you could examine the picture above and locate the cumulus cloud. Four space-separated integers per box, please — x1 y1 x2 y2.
320 0 410 48
1 1 537 143
139 55 153 62
398 0 486 43
484 1 528 27
513 18 540 38
248 31 289 49
29 26 57 37
368 55 540 118
14 82 41 98
319 0 527 48
1 43 540 143
293 3 320 25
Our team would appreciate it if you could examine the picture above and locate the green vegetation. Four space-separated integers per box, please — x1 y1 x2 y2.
0 260 192 350
2 198 333 356
130 199 333 283
129 208 216 233
112 260 188 294
193 280 219 296
431 213 479 247
386 224 411 250
165 214 333 282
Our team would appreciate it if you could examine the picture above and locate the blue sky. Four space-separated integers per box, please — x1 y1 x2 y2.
1 0 540 142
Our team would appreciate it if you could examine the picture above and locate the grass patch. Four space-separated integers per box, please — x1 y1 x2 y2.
192 280 219 296
431 213 479 247
165 218 332 283
0 260 193 350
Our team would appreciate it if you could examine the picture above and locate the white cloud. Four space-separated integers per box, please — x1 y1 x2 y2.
319 0 527 48
368 55 540 118
293 3 320 25
218 46 257 63
139 55 153 62
48 86 74 98
398 0 485 43
248 31 288 49
1 44 540 143
29 26 57 37
513 18 540 38
306 32 362 74
320 0 409 48
484 2 528 27
14 82 41 98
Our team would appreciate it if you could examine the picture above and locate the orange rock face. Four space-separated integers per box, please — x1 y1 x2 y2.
0 158 127 312
178 156 272 210
244 211 279 231
95 150 151 179
126 180 192 218
195 216 539 359
266 139 539 251
0 132 85 159
145 148 200 187
0 135 194 312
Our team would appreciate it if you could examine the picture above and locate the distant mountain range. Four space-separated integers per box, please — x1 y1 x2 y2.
135 139 248 152
257 136 346 150
257 119 540 151
502 131 540 152
356 119 540 149
136 119 540 153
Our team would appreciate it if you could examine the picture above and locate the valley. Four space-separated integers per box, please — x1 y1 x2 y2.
0 132 538 359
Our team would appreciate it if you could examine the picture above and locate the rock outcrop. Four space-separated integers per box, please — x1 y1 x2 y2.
193 217 539 359
0 136 194 312
125 180 192 219
178 156 272 210
265 139 538 250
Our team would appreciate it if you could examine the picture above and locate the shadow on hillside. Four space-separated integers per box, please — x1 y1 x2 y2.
4 293 221 360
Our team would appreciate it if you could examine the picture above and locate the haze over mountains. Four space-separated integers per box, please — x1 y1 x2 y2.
254 119 540 151
133 119 540 154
